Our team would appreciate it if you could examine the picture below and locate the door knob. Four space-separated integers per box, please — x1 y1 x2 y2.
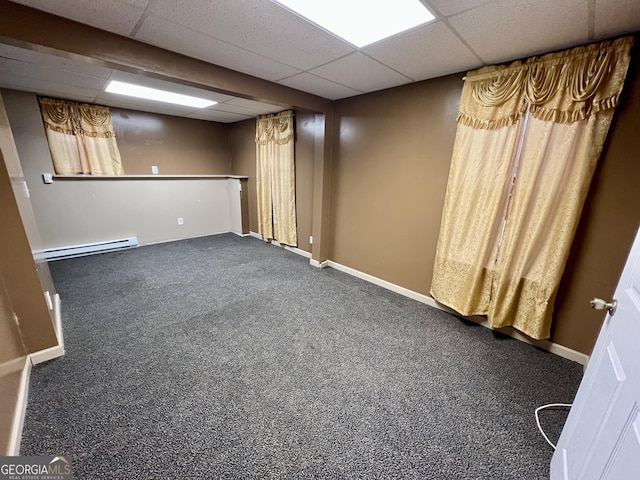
590 297 617 316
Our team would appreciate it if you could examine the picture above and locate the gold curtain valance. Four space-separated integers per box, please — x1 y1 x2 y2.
39 97 117 139
255 110 294 145
458 36 634 129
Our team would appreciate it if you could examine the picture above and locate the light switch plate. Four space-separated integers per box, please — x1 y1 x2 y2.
42 173 53 184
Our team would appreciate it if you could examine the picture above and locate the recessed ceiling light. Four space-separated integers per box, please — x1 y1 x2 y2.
273 0 435 48
105 80 217 109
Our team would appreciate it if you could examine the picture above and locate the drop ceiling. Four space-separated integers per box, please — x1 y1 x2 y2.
1 0 638 123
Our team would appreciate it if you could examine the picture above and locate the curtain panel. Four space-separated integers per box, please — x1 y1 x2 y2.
431 37 633 340
39 97 124 175
255 110 297 247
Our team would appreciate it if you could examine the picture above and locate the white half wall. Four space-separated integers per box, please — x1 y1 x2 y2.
227 178 243 235
34 177 234 248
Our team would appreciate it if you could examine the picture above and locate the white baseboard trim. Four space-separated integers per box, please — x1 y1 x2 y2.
310 259 329 268
232 231 251 237
8 357 31 455
284 246 312 259
326 260 589 366
30 344 65 366
249 232 312 259
7 295 65 455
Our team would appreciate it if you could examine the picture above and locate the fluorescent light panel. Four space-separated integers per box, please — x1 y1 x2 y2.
274 0 435 48
105 80 216 108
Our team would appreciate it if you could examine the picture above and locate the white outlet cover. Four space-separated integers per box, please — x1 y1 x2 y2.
152 166 159 174
178 217 184 225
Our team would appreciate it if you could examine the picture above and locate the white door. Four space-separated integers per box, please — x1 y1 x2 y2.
550 226 640 479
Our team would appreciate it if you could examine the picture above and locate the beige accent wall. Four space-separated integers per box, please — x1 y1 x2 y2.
3 89 242 249
228 111 317 253
330 48 640 355
110 108 232 175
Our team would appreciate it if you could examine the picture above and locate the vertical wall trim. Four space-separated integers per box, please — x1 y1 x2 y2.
7 357 31 455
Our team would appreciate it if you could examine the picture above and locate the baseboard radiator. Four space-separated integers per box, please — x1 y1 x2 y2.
44 237 138 261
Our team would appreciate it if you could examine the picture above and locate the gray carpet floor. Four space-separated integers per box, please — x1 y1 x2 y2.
21 234 582 479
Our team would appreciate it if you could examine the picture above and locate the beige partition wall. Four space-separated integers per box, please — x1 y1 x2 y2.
3 90 245 250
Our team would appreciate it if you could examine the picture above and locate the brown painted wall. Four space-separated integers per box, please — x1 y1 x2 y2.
553 47 640 353
330 75 461 291
229 111 316 253
110 108 231 175
0 273 27 456
229 118 258 232
330 46 640 355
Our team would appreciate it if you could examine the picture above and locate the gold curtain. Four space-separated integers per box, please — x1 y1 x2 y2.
431 36 633 340
39 97 124 175
255 110 297 246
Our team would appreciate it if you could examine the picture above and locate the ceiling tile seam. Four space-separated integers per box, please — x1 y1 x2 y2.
295 51 357 75
277 70 364 94
425 4 486 66
210 105 265 116
130 2 154 38
426 0 494 18
359 51 416 83
587 0 596 41
134 13 305 76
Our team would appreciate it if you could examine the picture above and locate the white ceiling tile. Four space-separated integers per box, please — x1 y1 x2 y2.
0 57 107 90
278 73 361 100
425 0 493 17
0 74 101 100
0 84 96 104
310 53 412 93
594 0 640 40
0 43 112 78
449 0 590 65
213 102 280 117
224 98 282 113
185 109 252 123
135 14 301 82
10 0 148 37
365 22 481 81
3 0 637 108
148 0 355 70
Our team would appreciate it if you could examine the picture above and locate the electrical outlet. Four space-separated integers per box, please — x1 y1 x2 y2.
309 236 313 244
177 217 184 225
152 165 159 174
